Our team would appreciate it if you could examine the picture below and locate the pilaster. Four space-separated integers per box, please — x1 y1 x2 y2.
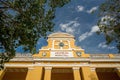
44 67 52 80
81 67 91 80
26 67 43 80
90 68 99 80
72 67 81 80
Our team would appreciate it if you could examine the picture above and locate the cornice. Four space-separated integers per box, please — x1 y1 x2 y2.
9 57 120 62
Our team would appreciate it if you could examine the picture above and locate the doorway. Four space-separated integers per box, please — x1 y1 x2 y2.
51 68 74 80
96 68 120 80
2 68 28 80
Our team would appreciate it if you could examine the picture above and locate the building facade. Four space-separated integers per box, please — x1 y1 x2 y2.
0 32 120 80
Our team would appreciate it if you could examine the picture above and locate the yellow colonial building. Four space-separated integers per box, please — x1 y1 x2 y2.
0 32 120 80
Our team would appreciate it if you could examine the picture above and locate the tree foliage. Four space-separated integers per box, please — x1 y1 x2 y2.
0 0 70 69
97 0 120 53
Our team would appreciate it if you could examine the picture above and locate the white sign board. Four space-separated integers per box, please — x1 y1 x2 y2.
50 51 73 57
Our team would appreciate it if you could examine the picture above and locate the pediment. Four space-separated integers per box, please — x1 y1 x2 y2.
48 32 74 38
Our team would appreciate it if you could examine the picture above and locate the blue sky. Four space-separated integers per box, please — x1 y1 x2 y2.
17 0 118 54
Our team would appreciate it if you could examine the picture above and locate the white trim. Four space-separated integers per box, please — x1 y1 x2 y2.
44 67 52 70
10 56 120 62
60 40 62 42
10 58 33 61
72 67 80 70
33 58 90 61
4 63 120 68
51 49 73 51
90 64 120 67
91 67 96 71
28 67 35 70
48 32 74 38
10 58 120 62
5 63 90 67
39 49 84 51
60 46 62 50
35 63 90 67
5 64 33 67
90 59 120 62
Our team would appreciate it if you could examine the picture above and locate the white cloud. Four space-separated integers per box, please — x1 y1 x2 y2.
91 25 99 32
78 32 89 42
76 5 84 12
76 6 98 14
86 6 98 13
60 21 80 34
98 42 115 49
79 25 99 42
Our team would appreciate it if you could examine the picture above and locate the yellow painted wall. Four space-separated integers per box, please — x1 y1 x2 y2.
73 69 81 80
33 32 88 58
3 32 120 80
108 54 114 58
47 39 53 48
26 67 43 80
44 68 51 80
81 67 91 80
90 71 99 80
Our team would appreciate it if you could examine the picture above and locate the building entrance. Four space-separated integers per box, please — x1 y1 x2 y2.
51 68 74 80
2 68 28 80
96 68 120 80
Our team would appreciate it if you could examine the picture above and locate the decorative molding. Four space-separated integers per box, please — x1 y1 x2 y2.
60 40 62 42
90 59 120 62
44 67 52 70
10 58 33 61
33 58 90 61
91 67 96 71
15 53 32 57
90 64 120 67
72 67 80 70
5 64 33 67
10 56 120 62
5 63 120 69
39 48 84 51
48 32 74 38
28 67 34 70
9 56 120 62
5 63 90 67
35 63 90 67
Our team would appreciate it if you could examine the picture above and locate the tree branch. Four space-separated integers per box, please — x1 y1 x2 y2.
0 1 22 14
